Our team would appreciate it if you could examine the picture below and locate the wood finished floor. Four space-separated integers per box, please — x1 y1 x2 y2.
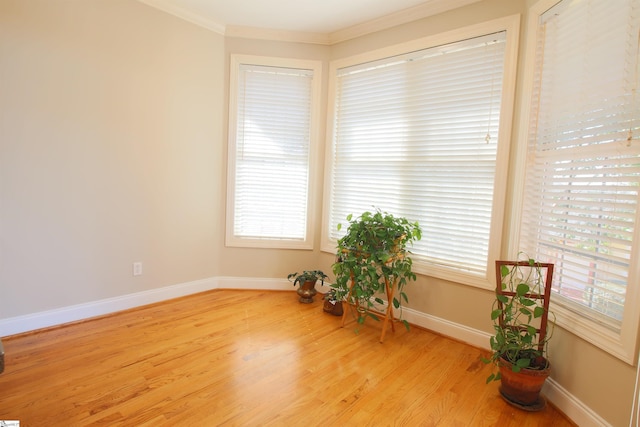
0 289 576 426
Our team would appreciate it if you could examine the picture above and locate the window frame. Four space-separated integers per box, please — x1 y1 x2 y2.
321 15 521 289
226 54 322 249
509 0 640 364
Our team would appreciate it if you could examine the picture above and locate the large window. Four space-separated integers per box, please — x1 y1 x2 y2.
227 55 321 249
516 0 640 362
323 17 520 288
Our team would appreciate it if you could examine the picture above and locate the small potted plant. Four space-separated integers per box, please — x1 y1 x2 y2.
332 208 421 332
287 270 328 303
483 255 555 410
323 288 343 316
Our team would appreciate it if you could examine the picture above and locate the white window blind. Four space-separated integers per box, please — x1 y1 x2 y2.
520 0 640 337
326 32 508 277
227 57 320 248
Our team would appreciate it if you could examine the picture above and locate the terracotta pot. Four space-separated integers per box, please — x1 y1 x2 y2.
297 280 318 303
498 357 550 409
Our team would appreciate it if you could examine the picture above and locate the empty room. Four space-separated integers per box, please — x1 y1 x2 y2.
1 0 639 426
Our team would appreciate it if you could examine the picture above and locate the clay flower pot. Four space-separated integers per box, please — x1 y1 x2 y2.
498 356 551 410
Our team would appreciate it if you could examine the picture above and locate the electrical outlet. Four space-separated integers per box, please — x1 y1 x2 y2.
133 262 143 276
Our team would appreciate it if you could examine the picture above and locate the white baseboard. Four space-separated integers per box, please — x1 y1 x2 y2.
543 378 612 427
0 277 218 337
0 276 606 426
402 306 492 349
0 277 296 337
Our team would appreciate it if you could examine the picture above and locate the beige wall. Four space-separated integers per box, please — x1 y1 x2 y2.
0 0 226 314
0 0 636 425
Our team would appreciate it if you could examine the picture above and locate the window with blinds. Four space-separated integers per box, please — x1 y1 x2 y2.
227 56 321 249
323 21 518 285
519 0 640 359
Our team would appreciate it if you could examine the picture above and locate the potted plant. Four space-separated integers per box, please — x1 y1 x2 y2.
323 289 343 316
287 270 328 303
483 256 555 410
332 209 421 332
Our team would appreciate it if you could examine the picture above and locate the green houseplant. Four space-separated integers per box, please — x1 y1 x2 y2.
332 209 421 332
287 270 328 303
484 256 555 409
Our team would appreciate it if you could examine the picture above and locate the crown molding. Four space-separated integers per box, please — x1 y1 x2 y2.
139 0 483 45
137 0 226 34
225 25 331 45
329 0 483 44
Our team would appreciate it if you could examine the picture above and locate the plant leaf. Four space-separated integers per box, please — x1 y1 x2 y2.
516 283 530 296
500 265 510 278
520 307 532 316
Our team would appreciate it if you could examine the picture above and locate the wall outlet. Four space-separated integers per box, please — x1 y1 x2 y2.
133 262 143 276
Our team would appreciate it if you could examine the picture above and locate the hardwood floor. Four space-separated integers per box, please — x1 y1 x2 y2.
0 289 576 426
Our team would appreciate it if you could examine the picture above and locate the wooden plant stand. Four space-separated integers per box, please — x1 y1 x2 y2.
340 251 405 343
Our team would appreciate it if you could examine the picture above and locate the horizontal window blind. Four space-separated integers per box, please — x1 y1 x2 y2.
520 0 640 331
232 63 313 241
328 32 507 275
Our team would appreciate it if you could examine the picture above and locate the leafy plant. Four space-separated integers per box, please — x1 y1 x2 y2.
324 288 339 301
483 255 555 383
287 270 328 287
332 209 422 330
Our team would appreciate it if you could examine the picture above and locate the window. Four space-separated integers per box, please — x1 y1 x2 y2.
322 17 520 288
516 0 640 362
227 55 321 249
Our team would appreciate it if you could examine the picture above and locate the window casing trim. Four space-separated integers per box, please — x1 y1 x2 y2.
226 54 323 250
508 0 640 364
